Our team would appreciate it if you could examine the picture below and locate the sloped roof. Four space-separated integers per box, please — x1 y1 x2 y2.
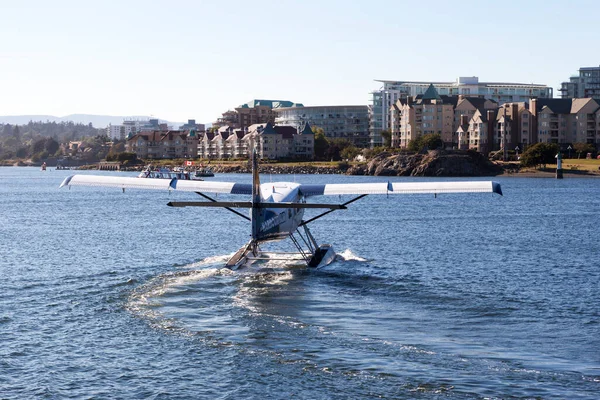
261 122 279 135
234 130 245 139
218 125 234 134
273 125 297 139
160 131 187 141
247 123 267 134
534 98 573 114
239 99 297 109
300 121 314 135
439 95 460 107
204 131 215 141
571 98 595 113
421 84 442 101
457 96 497 111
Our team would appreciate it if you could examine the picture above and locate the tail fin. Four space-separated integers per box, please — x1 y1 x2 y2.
251 147 261 240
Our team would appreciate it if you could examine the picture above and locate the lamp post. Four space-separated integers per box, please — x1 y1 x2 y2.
567 145 572 159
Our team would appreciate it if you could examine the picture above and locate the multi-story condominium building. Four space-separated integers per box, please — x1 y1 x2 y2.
275 105 370 147
493 103 533 151
530 98 600 146
454 97 498 137
213 110 239 129
391 85 499 150
126 130 198 159
178 119 205 132
459 109 498 154
106 124 126 140
370 76 552 147
235 100 302 129
111 118 191 141
198 123 314 160
390 85 456 148
559 66 600 99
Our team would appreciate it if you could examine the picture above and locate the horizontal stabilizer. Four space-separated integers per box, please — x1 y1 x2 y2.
167 201 347 210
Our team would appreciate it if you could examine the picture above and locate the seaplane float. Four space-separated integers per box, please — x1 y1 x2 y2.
60 149 502 269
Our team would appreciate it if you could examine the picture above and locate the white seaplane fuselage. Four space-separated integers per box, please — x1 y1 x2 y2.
255 183 305 242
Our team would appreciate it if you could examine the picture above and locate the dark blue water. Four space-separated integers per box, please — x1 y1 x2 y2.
1 167 599 399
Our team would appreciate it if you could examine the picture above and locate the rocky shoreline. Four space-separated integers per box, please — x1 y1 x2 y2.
346 150 503 176
9 150 599 177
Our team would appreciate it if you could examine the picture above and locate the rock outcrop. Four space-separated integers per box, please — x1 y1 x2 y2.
347 150 502 177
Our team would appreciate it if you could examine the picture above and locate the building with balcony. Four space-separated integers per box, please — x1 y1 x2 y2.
390 85 500 150
235 99 303 129
275 105 369 147
197 122 314 160
390 85 456 148
530 98 600 146
559 65 600 99
126 130 198 159
369 76 552 147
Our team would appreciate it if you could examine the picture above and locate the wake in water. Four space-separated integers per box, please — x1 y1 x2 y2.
334 249 368 262
126 249 370 320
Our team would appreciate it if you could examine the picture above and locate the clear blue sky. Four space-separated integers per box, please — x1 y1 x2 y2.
1 0 599 124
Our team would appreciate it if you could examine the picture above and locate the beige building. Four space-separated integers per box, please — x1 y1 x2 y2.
126 130 198 160
460 110 497 153
493 103 533 151
530 98 600 146
233 100 302 129
390 85 456 148
198 122 314 160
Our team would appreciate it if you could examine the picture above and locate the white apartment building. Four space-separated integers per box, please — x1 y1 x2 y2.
275 105 370 147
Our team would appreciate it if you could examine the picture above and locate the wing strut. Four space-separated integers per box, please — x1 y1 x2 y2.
194 191 251 221
299 194 367 227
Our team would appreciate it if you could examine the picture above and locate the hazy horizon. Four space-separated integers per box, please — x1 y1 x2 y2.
2 0 599 123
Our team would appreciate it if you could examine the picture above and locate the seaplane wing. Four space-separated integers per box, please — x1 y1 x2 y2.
60 147 503 270
60 175 253 195
299 181 502 196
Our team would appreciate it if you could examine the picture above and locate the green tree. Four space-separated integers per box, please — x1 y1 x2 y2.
340 145 360 161
408 133 443 152
313 128 329 160
380 130 392 148
109 141 126 155
45 138 60 155
519 142 560 168
421 133 443 150
16 147 29 158
32 138 47 154
325 138 353 161
573 142 596 159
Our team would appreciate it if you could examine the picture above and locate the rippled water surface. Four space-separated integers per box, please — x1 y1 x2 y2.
1 167 599 399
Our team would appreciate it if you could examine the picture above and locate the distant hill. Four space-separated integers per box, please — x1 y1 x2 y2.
0 114 186 129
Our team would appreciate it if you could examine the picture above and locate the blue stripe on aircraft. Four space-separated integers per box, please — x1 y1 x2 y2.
298 185 325 196
231 183 253 195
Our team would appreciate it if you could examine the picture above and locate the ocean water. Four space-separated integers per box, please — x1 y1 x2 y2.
1 167 599 399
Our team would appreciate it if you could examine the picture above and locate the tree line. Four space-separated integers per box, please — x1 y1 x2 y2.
0 121 113 162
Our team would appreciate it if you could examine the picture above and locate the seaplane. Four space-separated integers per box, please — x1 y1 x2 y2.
60 149 502 269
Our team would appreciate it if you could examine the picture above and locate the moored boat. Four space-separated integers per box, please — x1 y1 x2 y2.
138 167 203 180
194 166 214 178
